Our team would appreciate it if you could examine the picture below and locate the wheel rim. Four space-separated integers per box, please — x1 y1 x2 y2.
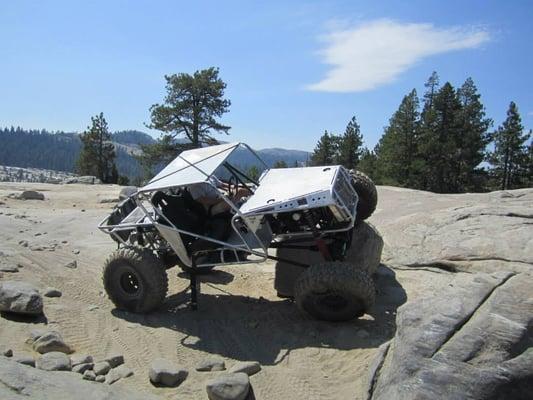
119 268 142 295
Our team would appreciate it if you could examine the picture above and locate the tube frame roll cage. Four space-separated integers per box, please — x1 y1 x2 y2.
98 142 359 309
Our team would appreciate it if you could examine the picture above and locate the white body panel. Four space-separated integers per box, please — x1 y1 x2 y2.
240 166 340 215
139 142 241 192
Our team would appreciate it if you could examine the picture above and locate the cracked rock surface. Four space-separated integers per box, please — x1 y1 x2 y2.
365 271 533 400
374 187 533 273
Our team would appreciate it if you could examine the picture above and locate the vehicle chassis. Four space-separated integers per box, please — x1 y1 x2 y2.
98 143 359 311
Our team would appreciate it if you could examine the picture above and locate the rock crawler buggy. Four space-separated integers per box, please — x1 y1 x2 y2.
98 142 378 321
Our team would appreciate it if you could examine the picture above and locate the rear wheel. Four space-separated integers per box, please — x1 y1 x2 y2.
294 262 375 321
350 170 377 221
103 248 168 313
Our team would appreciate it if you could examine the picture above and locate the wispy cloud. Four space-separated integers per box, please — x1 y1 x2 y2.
307 19 490 93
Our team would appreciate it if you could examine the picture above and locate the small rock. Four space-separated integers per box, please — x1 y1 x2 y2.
71 354 93 367
149 358 188 387
106 364 134 384
0 345 13 357
73 249 80 255
28 329 48 343
19 191 45 200
206 373 250 400
104 354 124 368
83 369 96 381
35 351 71 371
94 361 111 376
34 232 42 236
0 280 43 315
61 240 68 244
64 260 77 269
95 374 106 383
14 352 35 367
88 305 99 311
32 331 72 354
18 240 29 247
81 209 86 212
0 264 18 273
72 362 94 374
196 357 226 372
44 288 62 298
228 361 261 376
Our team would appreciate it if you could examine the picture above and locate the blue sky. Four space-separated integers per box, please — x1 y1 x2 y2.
1 0 532 151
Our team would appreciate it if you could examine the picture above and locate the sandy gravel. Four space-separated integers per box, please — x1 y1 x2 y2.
0 183 462 399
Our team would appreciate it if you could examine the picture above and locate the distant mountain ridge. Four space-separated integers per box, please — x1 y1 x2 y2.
0 127 310 180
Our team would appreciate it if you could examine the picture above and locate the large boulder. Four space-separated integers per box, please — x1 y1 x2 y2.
0 281 43 315
274 221 383 297
375 187 533 274
0 357 161 400
18 191 45 200
365 271 533 400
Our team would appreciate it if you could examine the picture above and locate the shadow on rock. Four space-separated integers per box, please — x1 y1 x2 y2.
111 264 406 366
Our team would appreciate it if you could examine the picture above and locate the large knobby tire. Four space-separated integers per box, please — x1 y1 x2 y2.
103 248 168 313
294 262 375 321
350 170 377 221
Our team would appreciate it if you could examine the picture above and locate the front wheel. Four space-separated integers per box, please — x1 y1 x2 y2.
294 262 375 321
350 170 377 222
103 248 168 313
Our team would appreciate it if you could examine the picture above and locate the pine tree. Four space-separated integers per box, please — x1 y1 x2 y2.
357 148 378 181
273 160 288 168
337 116 363 170
310 130 338 166
148 67 231 148
488 102 530 189
419 82 463 193
375 89 421 187
456 78 492 191
76 113 118 183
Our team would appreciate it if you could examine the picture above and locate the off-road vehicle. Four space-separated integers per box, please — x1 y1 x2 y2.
98 142 378 321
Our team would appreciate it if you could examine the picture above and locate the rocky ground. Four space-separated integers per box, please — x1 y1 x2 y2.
0 182 531 399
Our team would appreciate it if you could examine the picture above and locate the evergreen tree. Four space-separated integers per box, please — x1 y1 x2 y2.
337 116 363 169
488 102 530 189
273 160 288 168
310 130 338 166
357 148 378 180
142 67 231 174
375 89 421 187
419 82 463 192
456 78 492 191
76 113 118 183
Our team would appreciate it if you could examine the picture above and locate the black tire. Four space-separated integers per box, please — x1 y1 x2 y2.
294 262 375 321
103 248 168 313
350 170 377 221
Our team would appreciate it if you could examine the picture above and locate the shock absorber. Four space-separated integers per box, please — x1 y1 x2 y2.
303 210 332 261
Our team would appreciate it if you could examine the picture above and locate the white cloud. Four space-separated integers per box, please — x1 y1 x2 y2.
307 19 490 93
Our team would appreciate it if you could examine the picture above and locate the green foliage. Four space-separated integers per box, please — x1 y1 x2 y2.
337 116 363 170
310 130 338 166
273 160 288 168
247 165 260 181
148 67 231 147
487 102 531 190
76 113 118 183
375 89 421 187
357 148 379 181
